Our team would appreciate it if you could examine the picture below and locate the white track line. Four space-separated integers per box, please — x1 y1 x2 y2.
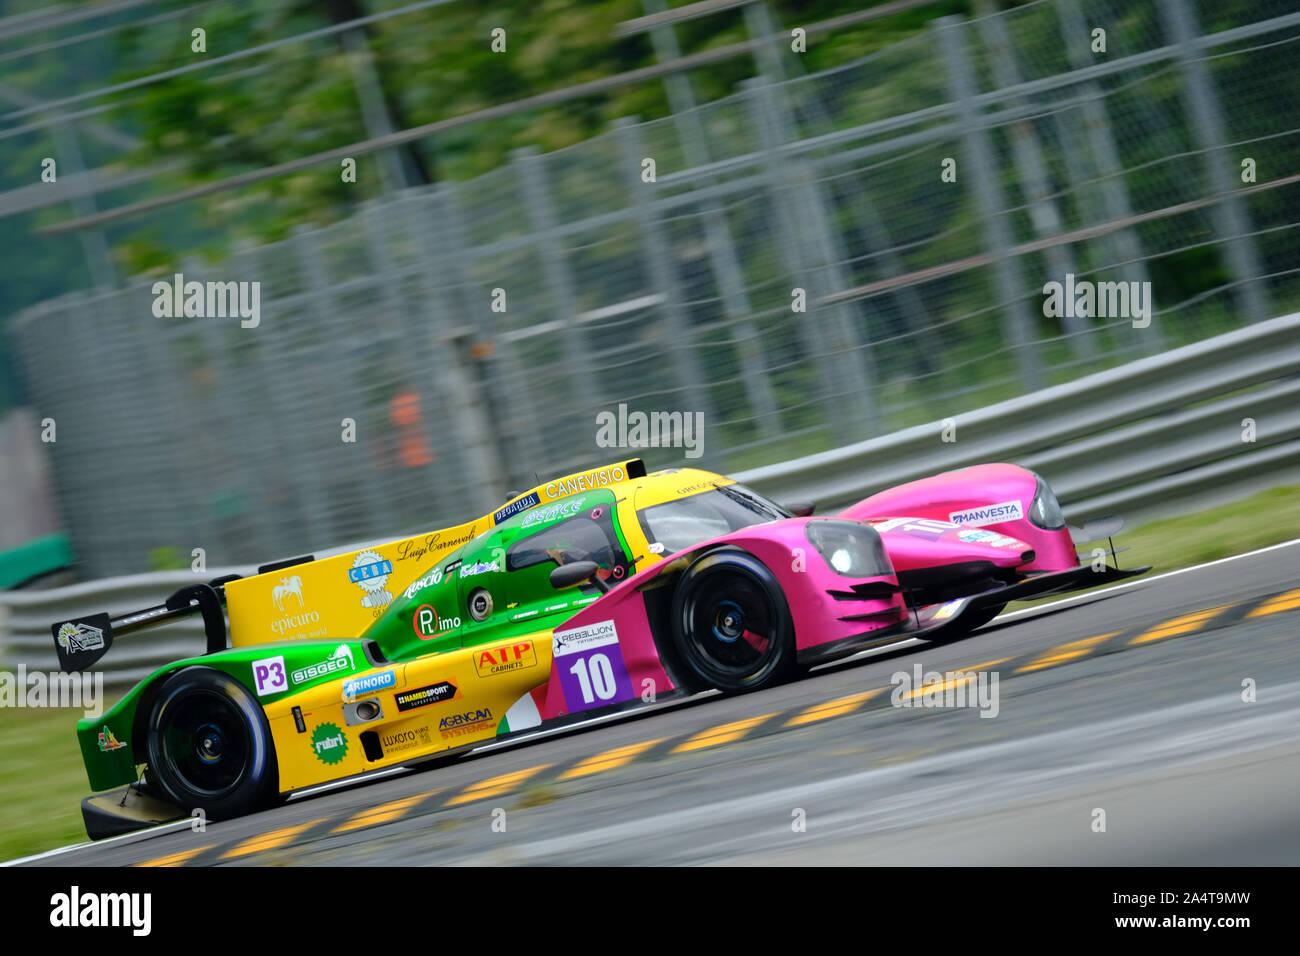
998 536 1300 622
1 818 192 867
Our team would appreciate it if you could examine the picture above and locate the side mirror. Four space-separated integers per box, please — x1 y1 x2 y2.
786 501 816 517
549 560 610 593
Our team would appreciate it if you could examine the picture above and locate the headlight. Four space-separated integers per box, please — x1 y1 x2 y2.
1026 471 1066 530
805 520 892 577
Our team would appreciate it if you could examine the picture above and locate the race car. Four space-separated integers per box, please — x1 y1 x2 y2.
51 458 1147 837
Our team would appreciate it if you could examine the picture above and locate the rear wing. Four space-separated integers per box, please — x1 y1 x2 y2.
50 574 242 673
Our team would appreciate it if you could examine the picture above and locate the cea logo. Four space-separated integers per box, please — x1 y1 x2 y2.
413 605 461 640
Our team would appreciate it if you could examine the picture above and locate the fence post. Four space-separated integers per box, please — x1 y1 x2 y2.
397 190 507 515
976 10 1094 359
934 15 1043 393
1159 0 1269 325
291 225 400 541
612 116 723 468
638 0 782 443
513 147 602 422
744 74 877 442
432 181 547 490
1056 0 1160 355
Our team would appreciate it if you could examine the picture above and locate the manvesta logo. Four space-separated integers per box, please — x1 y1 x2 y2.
948 500 1024 527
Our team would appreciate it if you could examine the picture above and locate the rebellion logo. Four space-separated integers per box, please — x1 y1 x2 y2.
475 641 537 677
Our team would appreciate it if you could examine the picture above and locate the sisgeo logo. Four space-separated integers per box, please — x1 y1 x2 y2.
948 500 1024 527
291 645 354 685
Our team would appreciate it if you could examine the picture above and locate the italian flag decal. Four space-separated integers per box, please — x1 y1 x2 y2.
499 685 547 734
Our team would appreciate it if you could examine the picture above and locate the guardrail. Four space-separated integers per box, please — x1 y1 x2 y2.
3 311 1298 688
735 311 1300 519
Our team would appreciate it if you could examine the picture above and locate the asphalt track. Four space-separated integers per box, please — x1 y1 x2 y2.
16 540 1300 866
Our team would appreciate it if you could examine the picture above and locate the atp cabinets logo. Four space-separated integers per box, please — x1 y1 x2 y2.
475 641 538 677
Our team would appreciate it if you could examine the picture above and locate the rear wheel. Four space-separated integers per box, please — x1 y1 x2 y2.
144 667 278 819
670 549 796 692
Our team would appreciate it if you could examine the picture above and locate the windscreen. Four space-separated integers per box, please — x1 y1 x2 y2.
637 483 790 555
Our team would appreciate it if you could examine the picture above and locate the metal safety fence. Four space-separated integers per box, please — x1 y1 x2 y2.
3 310 1298 688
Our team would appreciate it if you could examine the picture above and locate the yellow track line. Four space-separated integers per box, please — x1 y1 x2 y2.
220 820 319 859
1129 605 1230 645
445 764 551 806
1016 633 1118 673
559 738 666 780
672 713 776 753
333 791 435 833
135 844 210 867
786 688 884 726
1247 588 1300 618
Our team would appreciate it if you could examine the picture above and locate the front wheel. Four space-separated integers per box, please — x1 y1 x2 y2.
670 549 796 692
144 667 279 819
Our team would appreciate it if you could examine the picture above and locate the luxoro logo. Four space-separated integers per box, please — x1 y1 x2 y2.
151 273 261 328
890 663 1000 718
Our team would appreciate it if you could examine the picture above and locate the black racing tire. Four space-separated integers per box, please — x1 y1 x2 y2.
670 548 796 692
144 667 279 819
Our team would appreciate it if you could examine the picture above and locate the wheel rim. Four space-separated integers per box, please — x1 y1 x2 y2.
158 689 251 798
684 570 778 678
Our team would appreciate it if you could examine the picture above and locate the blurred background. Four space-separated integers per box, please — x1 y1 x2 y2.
0 0 1298 583
2 0 1300 863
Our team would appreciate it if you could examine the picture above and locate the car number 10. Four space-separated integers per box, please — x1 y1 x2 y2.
569 653 617 703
